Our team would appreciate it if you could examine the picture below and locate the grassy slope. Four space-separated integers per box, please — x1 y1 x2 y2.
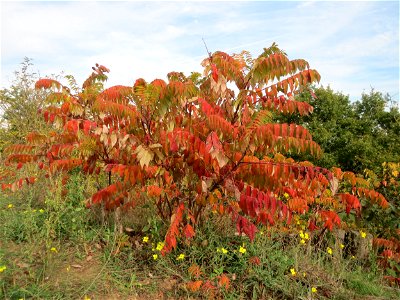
1 174 399 300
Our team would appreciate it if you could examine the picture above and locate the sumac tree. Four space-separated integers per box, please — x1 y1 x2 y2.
1 44 390 255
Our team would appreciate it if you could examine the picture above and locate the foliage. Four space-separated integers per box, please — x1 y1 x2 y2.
281 86 400 285
0 45 392 265
366 162 400 285
2 196 399 299
290 86 400 174
0 58 51 154
0 171 104 299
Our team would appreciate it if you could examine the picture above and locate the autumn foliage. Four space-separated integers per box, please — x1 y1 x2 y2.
1 45 391 259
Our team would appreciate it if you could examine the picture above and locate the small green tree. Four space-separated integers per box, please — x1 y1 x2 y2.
0 58 50 154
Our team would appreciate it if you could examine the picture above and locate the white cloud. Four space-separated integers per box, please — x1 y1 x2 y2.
1 1 398 102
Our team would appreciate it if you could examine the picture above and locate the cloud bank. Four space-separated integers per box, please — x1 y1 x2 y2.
1 1 398 102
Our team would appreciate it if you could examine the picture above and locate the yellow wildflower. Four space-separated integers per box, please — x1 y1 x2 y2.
360 231 367 238
311 287 317 293
303 272 306 277
340 244 345 249
299 231 305 239
217 247 228 254
153 254 158 260
304 233 309 240
83 296 91 300
39 209 45 213
7 204 13 208
50 247 58 253
156 242 164 251
290 268 296 276
326 247 333 255
239 246 246 254
300 239 306 245
284 192 289 199
0 265 6 272
142 236 149 243
351 255 355 259
176 254 185 261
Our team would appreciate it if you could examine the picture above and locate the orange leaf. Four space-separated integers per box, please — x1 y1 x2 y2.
218 274 230 290
35 78 61 90
186 280 203 292
188 264 202 278
187 280 203 292
184 224 195 239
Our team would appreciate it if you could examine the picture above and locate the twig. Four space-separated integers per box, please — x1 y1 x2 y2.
202 37 212 60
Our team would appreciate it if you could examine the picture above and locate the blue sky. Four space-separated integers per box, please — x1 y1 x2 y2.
1 1 399 103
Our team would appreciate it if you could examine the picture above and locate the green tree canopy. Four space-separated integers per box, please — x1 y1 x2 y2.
291 86 400 175
0 58 50 154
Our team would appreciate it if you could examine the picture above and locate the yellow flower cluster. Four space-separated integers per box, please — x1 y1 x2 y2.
0 265 6 272
155 242 164 251
142 236 149 243
290 268 307 278
176 253 185 261
239 245 247 254
326 247 333 255
217 247 228 254
149 241 164 260
360 231 367 238
299 230 309 244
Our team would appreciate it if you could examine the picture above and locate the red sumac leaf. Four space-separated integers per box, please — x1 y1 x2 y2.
184 224 195 239
249 256 261 266
211 64 219 82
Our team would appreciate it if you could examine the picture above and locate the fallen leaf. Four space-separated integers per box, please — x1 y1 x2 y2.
71 264 83 269
186 280 202 292
218 274 230 290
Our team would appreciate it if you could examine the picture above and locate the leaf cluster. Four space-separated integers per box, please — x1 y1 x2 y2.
0 45 391 263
